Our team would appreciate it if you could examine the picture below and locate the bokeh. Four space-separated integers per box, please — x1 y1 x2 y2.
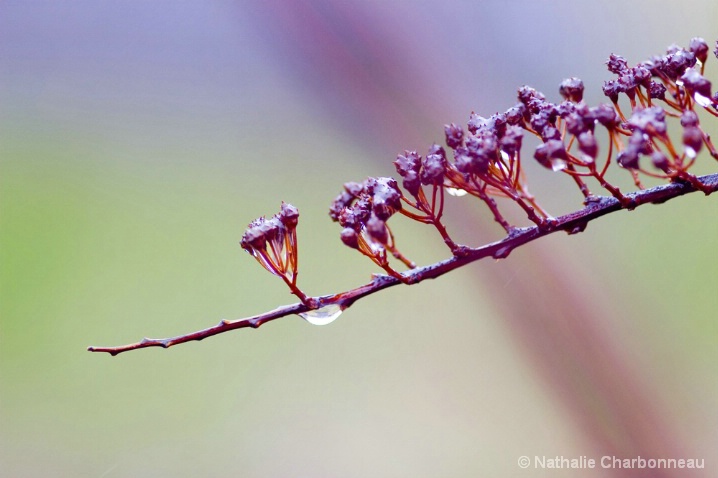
2 1 717 476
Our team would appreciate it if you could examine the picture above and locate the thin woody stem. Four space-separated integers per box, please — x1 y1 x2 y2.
88 172 718 356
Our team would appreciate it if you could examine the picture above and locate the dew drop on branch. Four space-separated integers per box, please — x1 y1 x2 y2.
694 92 712 108
550 159 568 172
299 304 345 326
566 221 588 235
446 187 468 197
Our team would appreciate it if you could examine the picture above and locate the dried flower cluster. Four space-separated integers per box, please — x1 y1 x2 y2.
242 38 718 303
90 38 718 355
239 202 307 302
317 38 716 281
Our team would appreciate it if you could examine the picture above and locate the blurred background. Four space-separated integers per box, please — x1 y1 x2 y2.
1 1 717 476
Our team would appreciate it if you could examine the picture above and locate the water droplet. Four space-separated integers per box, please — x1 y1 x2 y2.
367 240 384 254
566 221 588 235
550 159 568 172
685 146 697 159
447 187 468 197
495 160 510 175
299 304 344 326
694 92 712 108
580 153 595 165
492 245 511 259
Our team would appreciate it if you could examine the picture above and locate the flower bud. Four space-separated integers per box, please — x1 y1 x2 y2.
421 145 447 185
394 151 421 177
606 54 628 74
577 132 598 160
680 111 699 128
651 151 670 173
340 227 359 249
366 214 389 245
683 126 703 156
681 68 712 100
444 123 464 149
648 81 666 100
279 202 299 228
617 149 639 169
559 77 584 102
689 37 709 64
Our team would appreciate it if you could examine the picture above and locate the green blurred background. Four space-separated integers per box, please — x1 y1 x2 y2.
1 1 717 476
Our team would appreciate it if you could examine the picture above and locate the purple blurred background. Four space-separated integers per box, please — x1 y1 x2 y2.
2 1 717 476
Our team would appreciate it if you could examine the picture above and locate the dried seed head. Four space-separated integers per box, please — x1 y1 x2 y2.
279 202 299 228
628 107 667 137
565 113 586 136
632 66 652 87
617 149 639 169
689 37 709 64
593 104 620 128
462 133 496 175
651 151 670 172
681 111 699 127
467 113 492 134
533 143 550 169
240 204 301 283
559 77 584 102
557 100 577 118
602 80 621 103
606 54 629 74
564 104 595 136
683 126 703 156
453 147 474 175
421 144 447 185
394 150 423 196
260 216 282 242
338 207 359 229
394 151 421 177
340 227 359 249
490 112 508 137
366 214 389 245
544 139 569 161
535 140 568 171
517 85 546 105
499 125 523 156
577 131 598 160
617 72 637 99
344 181 364 197
444 123 464 149
504 103 526 125
240 218 268 251
402 172 421 197
366 177 402 220
681 68 712 100
540 125 562 142
648 80 666 100
329 182 364 221
628 131 652 155
662 48 696 80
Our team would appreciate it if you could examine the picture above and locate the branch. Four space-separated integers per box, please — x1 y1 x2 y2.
88 172 718 356
90 38 718 355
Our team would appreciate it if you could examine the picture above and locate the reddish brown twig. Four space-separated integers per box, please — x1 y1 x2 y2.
88 172 718 356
